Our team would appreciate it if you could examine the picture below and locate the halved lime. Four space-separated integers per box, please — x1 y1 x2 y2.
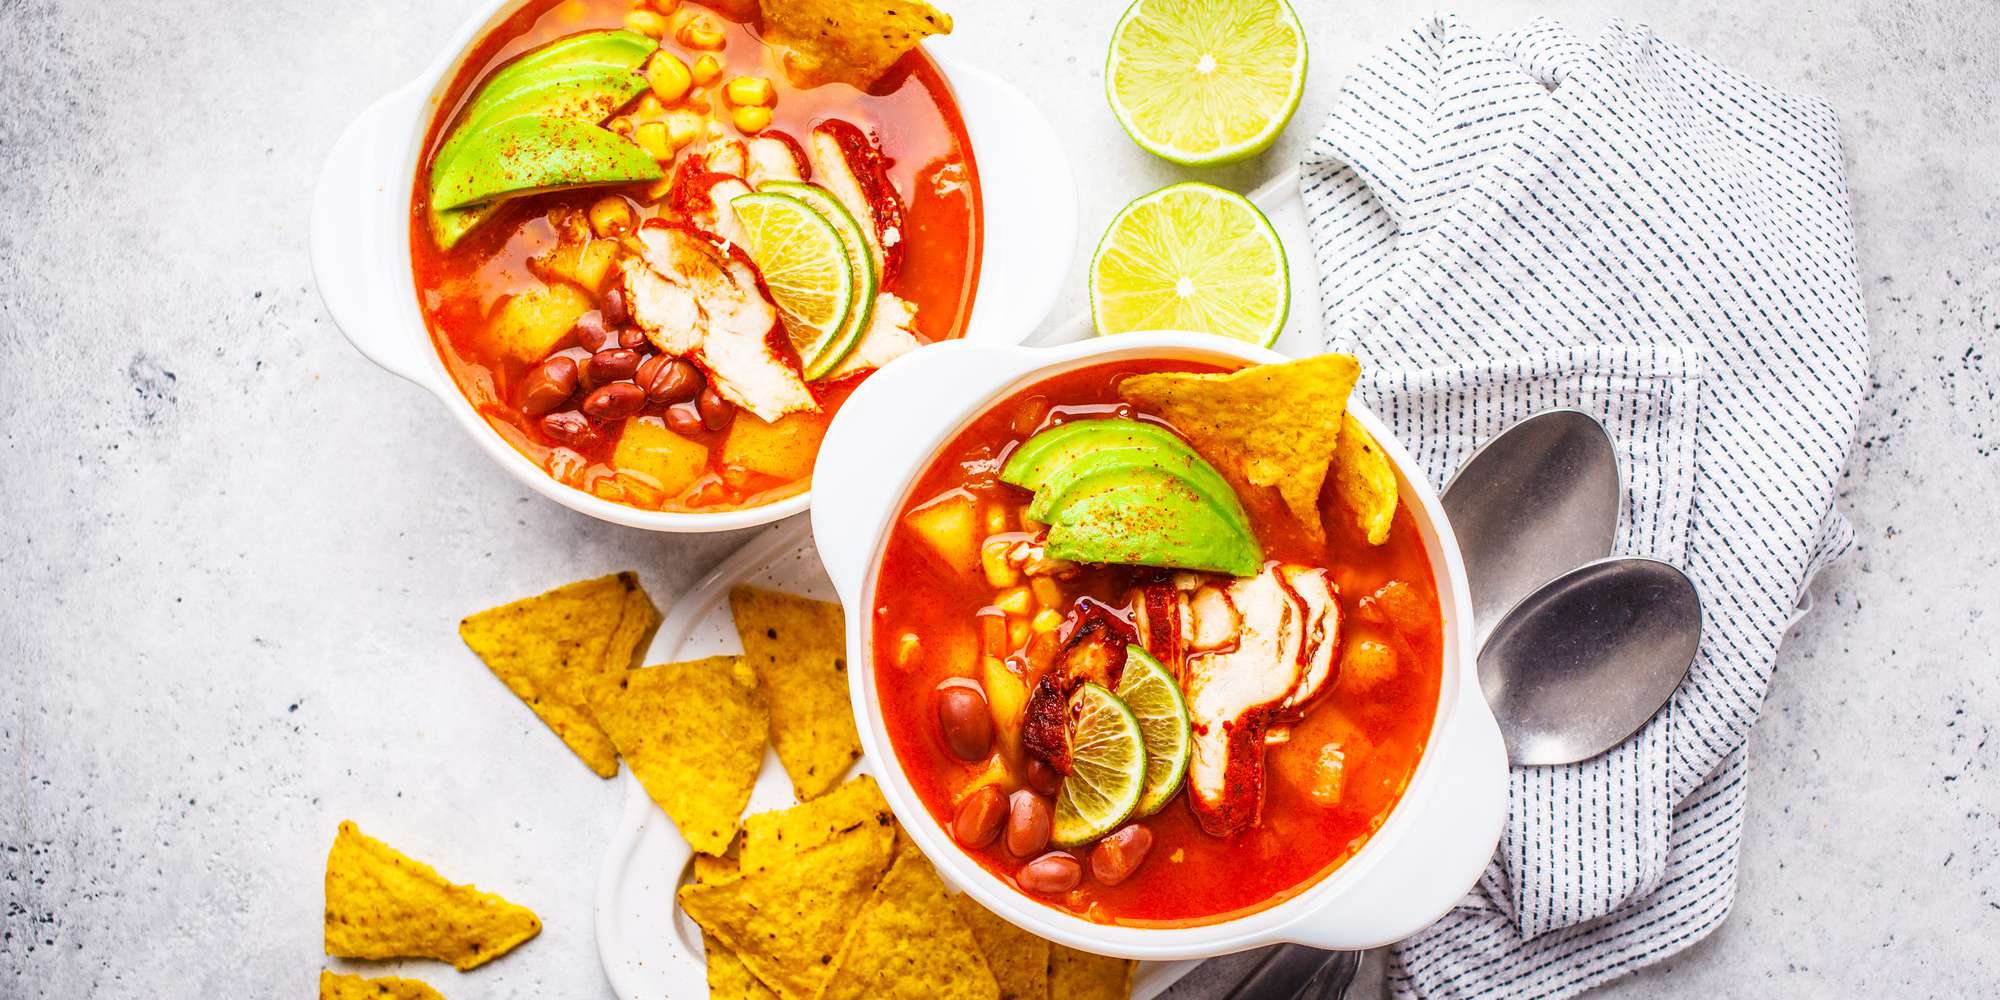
758 181 879 378
1090 181 1289 345
1105 0 1307 166
1052 682 1148 847
730 191 856 368
1116 646 1191 817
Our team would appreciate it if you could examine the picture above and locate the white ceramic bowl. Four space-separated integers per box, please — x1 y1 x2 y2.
308 6 1075 532
811 332 1507 958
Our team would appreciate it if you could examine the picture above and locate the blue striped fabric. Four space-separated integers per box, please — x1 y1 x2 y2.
1299 17 1868 998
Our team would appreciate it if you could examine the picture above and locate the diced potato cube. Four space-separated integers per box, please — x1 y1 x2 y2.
612 417 709 497
982 655 1028 760
1307 745 1346 807
1339 637 1399 692
981 538 1020 588
993 586 1032 616
1008 620 1030 648
720 410 825 481
1030 609 1062 634
983 503 1012 535
903 491 979 572
957 754 1016 802
530 239 621 294
486 283 592 362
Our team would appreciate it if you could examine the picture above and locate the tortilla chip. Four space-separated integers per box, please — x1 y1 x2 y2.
1332 413 1398 545
599 583 663 688
1049 944 1134 1000
677 823 896 1000
318 971 445 1000
820 847 1000 1000
953 895 1050 1000
729 587 861 799
323 821 540 971
740 775 892 875
760 0 951 89
592 656 768 855
459 573 647 777
1118 355 1361 544
692 851 741 885
687 853 780 1000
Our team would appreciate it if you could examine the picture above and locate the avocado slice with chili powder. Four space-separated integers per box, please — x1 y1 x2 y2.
431 114 661 212
1041 464 1262 577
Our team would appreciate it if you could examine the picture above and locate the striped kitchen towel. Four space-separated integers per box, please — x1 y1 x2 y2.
1299 16 1869 999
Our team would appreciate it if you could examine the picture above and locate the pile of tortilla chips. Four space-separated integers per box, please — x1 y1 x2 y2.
1118 353 1399 546
759 0 950 89
680 776 1134 1000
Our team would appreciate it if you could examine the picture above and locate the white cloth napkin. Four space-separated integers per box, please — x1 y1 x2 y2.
1298 17 1868 998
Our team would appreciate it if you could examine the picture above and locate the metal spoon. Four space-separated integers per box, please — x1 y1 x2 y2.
1442 410 1621 646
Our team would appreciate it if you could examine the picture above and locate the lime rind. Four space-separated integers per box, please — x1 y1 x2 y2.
1089 180 1290 346
730 191 858 366
759 180 878 378
1105 0 1307 166
1116 646 1191 817
1051 682 1148 848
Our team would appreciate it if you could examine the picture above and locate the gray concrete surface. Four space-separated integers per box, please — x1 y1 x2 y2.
3 0 1996 996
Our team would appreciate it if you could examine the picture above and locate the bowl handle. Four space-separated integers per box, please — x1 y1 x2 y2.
1282 685 1508 951
310 81 435 389
811 341 1015 605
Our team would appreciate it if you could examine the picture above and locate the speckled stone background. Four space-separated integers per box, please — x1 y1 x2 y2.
2 0 1995 996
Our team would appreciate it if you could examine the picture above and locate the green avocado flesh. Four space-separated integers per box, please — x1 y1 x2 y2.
430 115 662 211
1026 441 1247 528
1000 418 1190 490
1042 466 1263 577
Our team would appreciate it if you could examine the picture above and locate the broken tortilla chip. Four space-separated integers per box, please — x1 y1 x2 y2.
688 853 779 1000
953 895 1050 1000
759 0 951 89
820 847 1000 1000
1332 413 1398 545
1118 355 1361 544
460 573 648 777
323 821 540 971
739 775 893 875
678 822 896 1000
592 656 768 855
729 586 861 800
1049 944 1135 1000
599 583 662 689
318 970 445 1000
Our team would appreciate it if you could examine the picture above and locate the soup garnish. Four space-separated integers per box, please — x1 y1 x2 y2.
873 356 1444 924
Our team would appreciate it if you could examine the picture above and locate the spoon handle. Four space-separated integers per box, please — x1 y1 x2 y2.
1221 944 1359 1000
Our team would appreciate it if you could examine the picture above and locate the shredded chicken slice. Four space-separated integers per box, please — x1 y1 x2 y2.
1278 567 1341 712
806 121 903 278
685 176 753 251
826 293 926 378
745 135 807 187
1180 568 1307 837
620 226 816 422
702 133 749 178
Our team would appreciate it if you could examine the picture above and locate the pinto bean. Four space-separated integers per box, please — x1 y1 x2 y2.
638 356 702 405
571 311 610 352
1017 852 1081 894
664 404 705 436
1024 756 1062 797
936 684 992 761
952 785 1006 849
618 326 649 350
1088 824 1154 887
1004 791 1052 857
518 356 579 417
582 382 646 420
541 410 599 450
600 286 629 326
585 348 642 385
697 382 734 431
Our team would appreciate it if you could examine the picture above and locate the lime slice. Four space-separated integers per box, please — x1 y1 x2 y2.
759 181 879 378
1105 0 1307 166
1090 181 1289 345
1115 646 1191 817
1052 682 1148 847
730 191 856 367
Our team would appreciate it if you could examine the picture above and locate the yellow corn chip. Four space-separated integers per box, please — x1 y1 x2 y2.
459 573 646 777
323 821 540 971
318 970 445 1000
688 853 779 1000
728 587 861 800
740 775 892 874
953 895 1050 1000
592 656 768 855
820 847 999 1000
678 823 896 1000
599 583 663 690
760 0 951 89
1332 413 1398 545
1049 944 1134 1000
692 851 740 885
1118 355 1361 544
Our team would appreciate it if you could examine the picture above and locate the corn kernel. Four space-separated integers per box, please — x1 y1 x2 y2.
587 196 635 238
725 75 775 107
665 109 704 149
677 12 726 49
646 53 691 104
622 8 668 36
1030 609 1063 634
634 93 666 118
1029 577 1063 609
731 105 772 134
994 586 1032 616
1009 620 1030 648
894 631 921 668
981 539 1020 588
645 175 674 201
690 53 723 85
633 121 672 160
605 115 635 136
982 503 1011 536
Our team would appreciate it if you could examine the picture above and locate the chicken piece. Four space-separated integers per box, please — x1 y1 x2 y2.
683 175 753 250
1181 569 1306 837
702 132 749 179
620 225 816 421
1019 599 1137 776
1278 566 1341 713
825 293 926 379
745 134 809 188
807 119 905 280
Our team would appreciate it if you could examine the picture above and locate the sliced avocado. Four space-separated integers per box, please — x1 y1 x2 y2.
471 29 656 108
430 115 662 211
441 65 649 164
1001 418 1195 490
1042 465 1263 577
1027 441 1246 526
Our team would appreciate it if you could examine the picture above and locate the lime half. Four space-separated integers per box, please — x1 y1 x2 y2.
759 181 879 378
1105 0 1307 166
1116 646 1191 817
1052 682 1148 847
730 191 855 369
1090 181 1289 345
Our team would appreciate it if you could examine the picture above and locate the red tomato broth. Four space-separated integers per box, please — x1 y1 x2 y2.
408 0 982 512
871 359 1444 925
